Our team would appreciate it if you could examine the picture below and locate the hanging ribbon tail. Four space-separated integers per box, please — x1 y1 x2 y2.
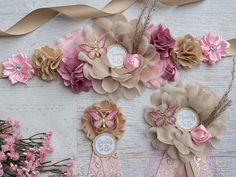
145 152 224 177
144 151 165 177
88 151 123 177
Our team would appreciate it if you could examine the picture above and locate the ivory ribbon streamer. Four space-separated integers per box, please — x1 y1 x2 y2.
156 153 213 177
0 0 202 37
88 151 123 177
145 152 218 177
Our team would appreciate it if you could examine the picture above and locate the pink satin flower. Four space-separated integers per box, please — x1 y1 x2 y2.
57 58 92 93
144 58 179 88
148 24 175 60
201 33 230 64
2 53 34 84
191 124 212 145
124 54 140 71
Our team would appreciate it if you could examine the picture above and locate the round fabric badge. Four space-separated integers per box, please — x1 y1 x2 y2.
175 107 199 131
93 133 116 157
107 44 127 68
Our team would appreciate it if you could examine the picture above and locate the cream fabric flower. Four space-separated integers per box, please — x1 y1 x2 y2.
79 15 159 100
32 46 63 81
145 81 228 162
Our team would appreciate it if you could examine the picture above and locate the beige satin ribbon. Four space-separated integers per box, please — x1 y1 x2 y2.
228 39 236 56
0 0 202 37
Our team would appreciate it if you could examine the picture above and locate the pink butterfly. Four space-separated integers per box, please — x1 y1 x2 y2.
79 34 107 59
88 110 118 129
149 106 178 127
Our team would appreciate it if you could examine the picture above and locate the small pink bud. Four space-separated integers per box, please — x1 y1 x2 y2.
124 54 140 71
190 124 212 145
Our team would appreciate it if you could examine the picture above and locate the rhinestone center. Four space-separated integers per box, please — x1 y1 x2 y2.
16 65 22 72
210 44 217 51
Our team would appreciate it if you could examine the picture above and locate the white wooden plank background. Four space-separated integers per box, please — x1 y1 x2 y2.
0 0 235 176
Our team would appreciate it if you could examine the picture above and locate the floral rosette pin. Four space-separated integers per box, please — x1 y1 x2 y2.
144 75 234 177
82 100 126 177
76 14 159 100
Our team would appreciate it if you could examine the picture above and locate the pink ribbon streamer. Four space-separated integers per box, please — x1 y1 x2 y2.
144 151 223 177
88 151 123 177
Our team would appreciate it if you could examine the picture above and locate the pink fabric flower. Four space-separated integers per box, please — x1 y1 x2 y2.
2 53 34 84
0 164 3 177
0 152 6 161
191 124 212 145
201 33 230 64
57 29 84 61
57 58 92 93
144 58 179 88
148 24 175 60
124 54 140 70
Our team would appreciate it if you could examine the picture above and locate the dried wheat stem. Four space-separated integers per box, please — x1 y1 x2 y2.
204 56 235 127
132 0 159 53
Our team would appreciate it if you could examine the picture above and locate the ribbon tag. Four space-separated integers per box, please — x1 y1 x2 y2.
93 133 117 157
190 155 213 177
88 134 122 177
82 100 126 177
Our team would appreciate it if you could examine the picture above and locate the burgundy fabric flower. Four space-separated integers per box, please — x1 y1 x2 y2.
144 58 179 88
161 63 179 81
57 58 92 93
149 24 175 59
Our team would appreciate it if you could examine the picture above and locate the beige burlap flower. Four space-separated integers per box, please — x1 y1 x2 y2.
79 15 159 100
144 81 228 162
32 46 63 81
82 100 126 141
171 35 202 69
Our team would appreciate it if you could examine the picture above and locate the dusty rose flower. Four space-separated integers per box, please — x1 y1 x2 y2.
201 33 230 65
2 53 34 84
124 54 140 71
149 24 175 59
57 58 92 93
191 124 212 145
161 63 179 81
145 58 179 88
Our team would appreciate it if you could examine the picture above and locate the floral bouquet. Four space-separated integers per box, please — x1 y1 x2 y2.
0 119 74 177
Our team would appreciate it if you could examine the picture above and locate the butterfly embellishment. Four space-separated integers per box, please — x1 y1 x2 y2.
88 110 118 129
79 34 107 59
149 106 178 127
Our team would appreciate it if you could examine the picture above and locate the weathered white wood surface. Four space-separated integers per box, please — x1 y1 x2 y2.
0 0 235 176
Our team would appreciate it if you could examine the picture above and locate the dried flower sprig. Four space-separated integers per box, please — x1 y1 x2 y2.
204 57 235 127
0 119 74 177
133 0 159 53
